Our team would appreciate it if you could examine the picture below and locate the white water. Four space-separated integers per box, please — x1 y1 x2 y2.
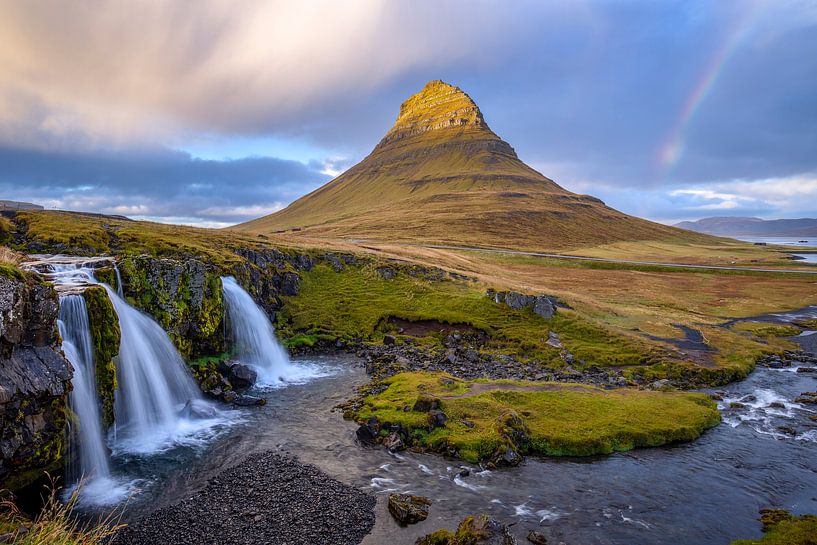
103 285 230 454
58 295 135 505
221 276 326 387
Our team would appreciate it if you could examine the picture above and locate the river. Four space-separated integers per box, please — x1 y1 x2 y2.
94 349 816 545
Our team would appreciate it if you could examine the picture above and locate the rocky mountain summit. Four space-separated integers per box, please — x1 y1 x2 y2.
236 80 708 252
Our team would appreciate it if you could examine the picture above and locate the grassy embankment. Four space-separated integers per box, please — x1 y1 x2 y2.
355 371 719 461
732 510 817 545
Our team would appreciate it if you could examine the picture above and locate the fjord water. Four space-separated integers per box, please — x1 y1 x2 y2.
221 276 322 386
58 295 132 505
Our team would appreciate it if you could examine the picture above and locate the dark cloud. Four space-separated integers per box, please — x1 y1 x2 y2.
0 146 329 226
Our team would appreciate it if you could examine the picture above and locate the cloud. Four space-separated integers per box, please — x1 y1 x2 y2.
0 146 328 225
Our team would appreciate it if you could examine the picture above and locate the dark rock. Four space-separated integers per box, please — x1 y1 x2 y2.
356 417 380 444
768 402 785 409
428 410 448 430
377 267 395 280
796 367 816 373
280 272 300 296
795 392 817 404
383 334 396 346
527 530 548 544
413 394 441 412
532 296 555 319
777 426 797 436
233 395 265 407
228 364 258 390
221 391 237 403
387 493 431 525
491 445 523 467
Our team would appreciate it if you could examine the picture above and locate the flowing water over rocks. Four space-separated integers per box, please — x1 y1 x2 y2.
112 353 817 545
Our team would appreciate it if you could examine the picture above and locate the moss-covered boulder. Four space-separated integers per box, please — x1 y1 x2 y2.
82 285 120 428
416 514 516 545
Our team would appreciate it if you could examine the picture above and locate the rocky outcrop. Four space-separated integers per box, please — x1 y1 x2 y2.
416 514 517 545
83 285 120 428
117 255 226 360
388 493 431 525
0 273 72 491
486 290 559 319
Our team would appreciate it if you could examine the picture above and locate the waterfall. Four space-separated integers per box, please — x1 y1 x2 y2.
103 286 221 454
58 296 114 493
221 276 319 387
114 263 124 297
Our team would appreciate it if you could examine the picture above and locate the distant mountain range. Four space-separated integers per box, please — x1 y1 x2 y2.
675 217 817 237
236 80 712 251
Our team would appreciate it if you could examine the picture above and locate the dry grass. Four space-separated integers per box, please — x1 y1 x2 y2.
0 246 22 265
0 478 125 545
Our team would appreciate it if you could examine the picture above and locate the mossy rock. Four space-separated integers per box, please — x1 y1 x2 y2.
83 285 120 428
732 510 817 544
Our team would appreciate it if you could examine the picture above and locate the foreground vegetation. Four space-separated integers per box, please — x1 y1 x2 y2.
354 371 720 462
732 510 817 545
0 482 123 545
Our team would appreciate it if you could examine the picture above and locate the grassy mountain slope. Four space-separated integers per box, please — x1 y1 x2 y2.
235 80 716 251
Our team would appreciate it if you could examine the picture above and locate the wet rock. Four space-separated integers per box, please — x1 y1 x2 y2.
228 364 258 390
768 402 786 409
741 395 757 402
710 393 723 401
457 515 517 544
383 433 405 453
221 391 237 403
729 402 746 409
388 493 431 525
383 334 396 346
777 426 797 436
795 392 817 404
180 399 218 419
527 530 548 544
796 367 816 373
233 395 265 407
356 417 380 444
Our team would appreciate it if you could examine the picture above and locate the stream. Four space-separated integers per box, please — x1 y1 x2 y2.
102 352 817 545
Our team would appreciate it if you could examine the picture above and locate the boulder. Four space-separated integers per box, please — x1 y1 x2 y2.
413 394 441 412
428 410 448 430
233 395 266 406
383 433 405 453
545 332 562 349
228 364 258 390
388 493 431 525
532 296 555 319
383 334 396 346
527 530 548 544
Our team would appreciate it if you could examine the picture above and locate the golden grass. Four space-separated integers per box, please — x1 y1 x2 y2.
0 478 125 545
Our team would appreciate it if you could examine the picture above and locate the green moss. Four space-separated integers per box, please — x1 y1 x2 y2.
0 263 26 281
731 322 802 338
83 286 120 428
732 512 817 545
278 262 656 368
0 216 13 244
356 372 720 461
796 319 817 330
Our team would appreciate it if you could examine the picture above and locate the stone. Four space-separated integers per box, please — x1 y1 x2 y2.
233 395 266 407
228 364 258 390
413 394 441 412
280 272 300 296
383 334 396 346
527 530 548 544
428 410 447 430
796 367 816 373
532 296 555 319
545 332 562 349
383 433 405 453
387 493 431 525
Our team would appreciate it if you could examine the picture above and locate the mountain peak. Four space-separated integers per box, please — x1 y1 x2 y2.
377 80 487 147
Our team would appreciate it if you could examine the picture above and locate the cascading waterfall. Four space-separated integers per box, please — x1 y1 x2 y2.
221 276 323 386
58 295 129 504
103 286 224 454
30 257 234 505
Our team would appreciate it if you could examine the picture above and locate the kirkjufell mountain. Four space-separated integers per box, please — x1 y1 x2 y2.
236 80 711 251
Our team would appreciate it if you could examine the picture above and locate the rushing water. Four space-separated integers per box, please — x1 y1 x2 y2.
58 295 134 505
113 353 817 545
221 276 325 387
103 286 232 455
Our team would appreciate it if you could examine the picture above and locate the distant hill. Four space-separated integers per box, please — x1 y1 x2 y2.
675 217 817 237
0 200 43 211
235 80 714 251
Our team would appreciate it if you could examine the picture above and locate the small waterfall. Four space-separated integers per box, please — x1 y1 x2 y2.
58 295 114 494
114 263 124 297
221 276 319 386
104 286 219 454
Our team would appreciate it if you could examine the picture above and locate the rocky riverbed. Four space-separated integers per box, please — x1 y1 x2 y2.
113 451 376 545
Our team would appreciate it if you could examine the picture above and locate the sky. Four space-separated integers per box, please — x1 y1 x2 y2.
1 0 815 227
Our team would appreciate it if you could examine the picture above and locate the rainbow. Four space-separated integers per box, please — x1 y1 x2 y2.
656 6 761 176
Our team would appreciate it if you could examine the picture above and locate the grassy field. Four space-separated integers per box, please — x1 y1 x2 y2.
355 371 720 461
